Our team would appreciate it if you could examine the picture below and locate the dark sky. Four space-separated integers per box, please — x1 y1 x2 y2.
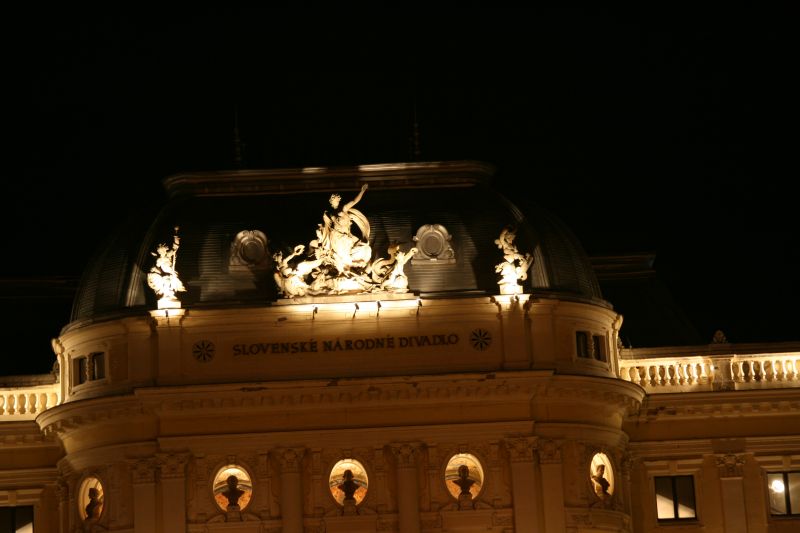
2 9 796 375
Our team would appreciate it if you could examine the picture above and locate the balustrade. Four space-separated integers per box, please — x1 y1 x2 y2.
619 353 799 392
0 384 60 419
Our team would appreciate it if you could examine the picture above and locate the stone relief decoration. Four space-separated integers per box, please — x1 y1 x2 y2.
589 452 614 503
444 453 484 510
716 454 745 478
229 229 270 271
412 223 455 264
494 226 533 295
212 464 253 519
78 475 105 522
147 226 186 309
329 458 369 515
273 184 418 297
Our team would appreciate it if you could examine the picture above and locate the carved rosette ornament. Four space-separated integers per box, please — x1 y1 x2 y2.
147 226 187 309
716 454 745 478
494 226 533 295
275 448 306 473
503 437 536 463
272 185 418 298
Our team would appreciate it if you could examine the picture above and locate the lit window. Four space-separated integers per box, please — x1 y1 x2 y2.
655 475 696 520
768 471 800 516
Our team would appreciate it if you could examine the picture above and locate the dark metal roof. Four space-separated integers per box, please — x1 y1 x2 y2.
69 161 604 327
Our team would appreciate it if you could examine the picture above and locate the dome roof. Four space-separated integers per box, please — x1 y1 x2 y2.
69 161 603 327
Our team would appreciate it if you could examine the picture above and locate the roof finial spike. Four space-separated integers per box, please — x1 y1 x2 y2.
409 101 421 162
233 104 245 169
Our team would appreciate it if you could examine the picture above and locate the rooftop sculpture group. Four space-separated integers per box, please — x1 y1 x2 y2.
274 184 417 298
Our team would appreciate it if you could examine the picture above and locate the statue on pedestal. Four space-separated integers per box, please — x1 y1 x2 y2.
494 226 533 295
147 226 186 308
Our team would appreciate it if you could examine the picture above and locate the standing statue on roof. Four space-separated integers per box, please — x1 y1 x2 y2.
494 226 533 295
147 226 186 308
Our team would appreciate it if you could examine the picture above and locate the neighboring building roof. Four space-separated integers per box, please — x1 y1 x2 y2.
592 253 703 347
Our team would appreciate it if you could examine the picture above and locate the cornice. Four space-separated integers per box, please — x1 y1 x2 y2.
137 372 554 417
36 395 150 439
633 388 800 422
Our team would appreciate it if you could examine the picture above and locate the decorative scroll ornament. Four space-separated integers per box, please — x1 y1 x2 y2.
147 227 186 309
494 226 533 295
273 185 417 297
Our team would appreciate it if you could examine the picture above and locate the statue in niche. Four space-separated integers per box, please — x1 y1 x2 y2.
591 464 611 500
222 475 245 509
453 465 476 509
147 226 187 308
338 469 359 503
494 226 533 295
85 487 102 520
274 184 418 297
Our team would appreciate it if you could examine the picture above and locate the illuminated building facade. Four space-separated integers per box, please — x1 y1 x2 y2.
0 162 798 532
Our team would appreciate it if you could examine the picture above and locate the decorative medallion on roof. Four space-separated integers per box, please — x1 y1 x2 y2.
495 227 533 295
273 185 418 298
147 227 186 309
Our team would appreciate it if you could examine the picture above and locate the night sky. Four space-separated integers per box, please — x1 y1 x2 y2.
2 10 796 375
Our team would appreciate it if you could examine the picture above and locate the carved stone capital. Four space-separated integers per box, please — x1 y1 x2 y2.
716 454 745 478
536 439 562 464
129 458 158 484
503 436 537 463
389 442 423 468
275 447 306 473
156 453 190 479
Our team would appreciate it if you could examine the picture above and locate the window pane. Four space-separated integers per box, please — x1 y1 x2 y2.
576 332 589 358
655 477 676 519
92 352 105 380
675 476 696 519
788 473 800 515
77 358 87 384
768 473 787 515
593 335 606 362
15 506 33 533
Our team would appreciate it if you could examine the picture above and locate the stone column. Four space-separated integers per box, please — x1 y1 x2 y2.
390 443 422 533
55 479 69 533
504 437 542 533
716 454 748 533
537 439 566 533
157 453 189 533
276 447 306 533
131 458 157 533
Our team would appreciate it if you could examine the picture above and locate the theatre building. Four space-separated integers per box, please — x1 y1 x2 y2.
0 161 798 532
